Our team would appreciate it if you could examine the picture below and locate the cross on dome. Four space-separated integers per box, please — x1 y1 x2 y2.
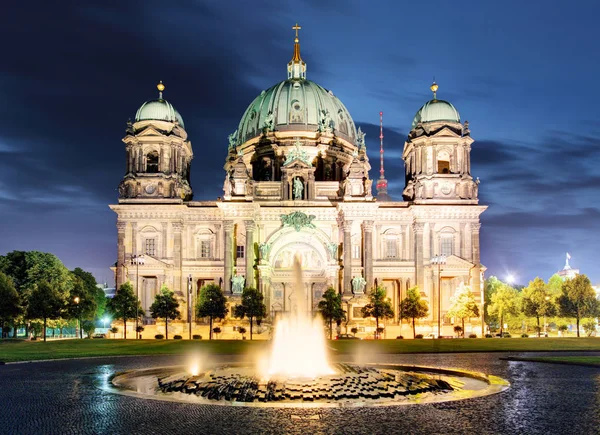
288 23 306 79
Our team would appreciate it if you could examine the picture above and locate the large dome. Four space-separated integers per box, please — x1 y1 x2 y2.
411 99 460 129
236 79 357 145
134 82 185 128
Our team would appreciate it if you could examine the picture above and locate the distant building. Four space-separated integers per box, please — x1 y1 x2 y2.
97 283 116 298
556 253 579 280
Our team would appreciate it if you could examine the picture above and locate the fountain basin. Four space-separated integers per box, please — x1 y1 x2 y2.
110 363 509 408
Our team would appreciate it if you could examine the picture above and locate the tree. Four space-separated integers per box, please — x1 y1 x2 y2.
107 282 143 339
487 284 519 335
582 319 597 337
196 284 228 340
1 251 73 337
72 267 106 319
484 276 505 329
238 326 247 339
447 284 480 336
317 287 346 339
0 272 22 337
362 286 394 339
150 285 181 340
66 277 97 338
453 325 463 338
233 287 267 340
26 282 65 342
557 274 598 337
399 287 429 339
521 277 556 337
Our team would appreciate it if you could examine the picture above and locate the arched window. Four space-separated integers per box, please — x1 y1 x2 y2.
440 233 454 256
437 149 451 174
146 151 159 173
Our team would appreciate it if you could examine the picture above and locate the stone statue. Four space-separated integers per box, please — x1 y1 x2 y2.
352 276 367 294
341 178 350 196
284 138 312 166
293 177 304 200
280 211 316 231
318 109 333 133
223 174 232 196
227 130 238 150
364 178 373 196
356 127 366 149
473 177 480 198
259 242 271 260
244 178 253 196
231 275 245 294
402 180 415 200
262 111 274 133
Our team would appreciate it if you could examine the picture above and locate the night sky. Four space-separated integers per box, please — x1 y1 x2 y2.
1 1 599 286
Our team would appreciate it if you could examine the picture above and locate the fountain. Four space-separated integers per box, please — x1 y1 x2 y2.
110 258 509 407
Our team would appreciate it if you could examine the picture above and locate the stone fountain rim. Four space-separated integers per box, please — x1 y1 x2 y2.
105 362 510 408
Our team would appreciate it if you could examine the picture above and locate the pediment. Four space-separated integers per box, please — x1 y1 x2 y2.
430 126 461 138
283 157 312 168
136 126 168 137
443 255 474 269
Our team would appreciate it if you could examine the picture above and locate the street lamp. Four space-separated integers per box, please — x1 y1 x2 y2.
544 295 550 336
131 254 145 340
74 296 80 339
103 316 109 330
431 255 447 338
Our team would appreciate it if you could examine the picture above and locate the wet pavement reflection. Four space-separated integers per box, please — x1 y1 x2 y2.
1 352 599 434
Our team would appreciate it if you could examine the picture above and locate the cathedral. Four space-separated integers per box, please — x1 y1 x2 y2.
110 26 486 336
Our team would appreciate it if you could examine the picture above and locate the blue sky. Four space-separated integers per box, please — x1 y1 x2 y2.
1 0 599 285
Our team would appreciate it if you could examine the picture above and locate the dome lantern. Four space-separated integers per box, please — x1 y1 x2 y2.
287 23 306 80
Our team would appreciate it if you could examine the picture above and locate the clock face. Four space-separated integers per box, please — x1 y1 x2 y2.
441 183 452 195
145 184 157 194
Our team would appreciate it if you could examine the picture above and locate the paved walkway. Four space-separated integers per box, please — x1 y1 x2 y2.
1 352 599 434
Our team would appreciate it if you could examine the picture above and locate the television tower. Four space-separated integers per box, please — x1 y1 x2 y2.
376 111 389 199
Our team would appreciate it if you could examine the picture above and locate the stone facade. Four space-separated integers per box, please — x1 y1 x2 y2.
110 33 486 336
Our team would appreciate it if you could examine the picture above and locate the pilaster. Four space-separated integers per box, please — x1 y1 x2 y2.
362 220 374 291
116 220 127 290
342 220 353 296
413 222 425 291
245 220 256 288
223 220 234 294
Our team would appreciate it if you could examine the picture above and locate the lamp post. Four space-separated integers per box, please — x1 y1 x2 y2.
188 274 193 340
544 295 550 337
74 296 80 339
131 254 145 340
431 255 447 338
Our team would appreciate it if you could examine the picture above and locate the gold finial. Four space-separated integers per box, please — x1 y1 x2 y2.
430 79 438 100
157 80 165 98
292 23 302 62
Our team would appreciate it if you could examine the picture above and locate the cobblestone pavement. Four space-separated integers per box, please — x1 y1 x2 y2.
1 351 599 435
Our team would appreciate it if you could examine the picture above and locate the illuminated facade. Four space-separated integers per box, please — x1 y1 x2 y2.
110 27 486 336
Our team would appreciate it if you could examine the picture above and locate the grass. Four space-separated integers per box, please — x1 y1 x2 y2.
1 337 600 363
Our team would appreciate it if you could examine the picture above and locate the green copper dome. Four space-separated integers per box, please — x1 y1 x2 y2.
411 99 460 129
135 99 185 128
236 79 357 145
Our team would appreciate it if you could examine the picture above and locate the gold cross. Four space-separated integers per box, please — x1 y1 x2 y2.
293 23 301 38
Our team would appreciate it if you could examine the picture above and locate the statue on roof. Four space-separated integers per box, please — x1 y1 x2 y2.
357 127 366 149
318 109 333 134
228 130 238 150
293 177 304 200
262 111 274 133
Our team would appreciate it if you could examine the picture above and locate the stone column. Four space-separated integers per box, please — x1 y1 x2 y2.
223 220 234 294
413 222 425 291
244 220 256 288
471 223 483 335
131 222 137 256
161 222 168 258
173 222 183 292
362 220 374 292
342 220 353 296
116 221 127 290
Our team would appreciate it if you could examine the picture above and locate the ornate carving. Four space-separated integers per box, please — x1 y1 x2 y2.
280 211 316 231
413 222 425 233
327 242 339 260
362 220 374 232
117 221 127 232
259 242 271 259
223 220 234 232
232 275 245 294
283 138 312 166
172 221 183 232
244 220 256 231
352 276 367 294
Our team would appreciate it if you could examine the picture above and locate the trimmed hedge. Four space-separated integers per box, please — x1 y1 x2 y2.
193 335 202 340
173 335 182 340
155 334 164 339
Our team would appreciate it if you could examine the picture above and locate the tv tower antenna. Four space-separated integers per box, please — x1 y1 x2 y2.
376 111 389 197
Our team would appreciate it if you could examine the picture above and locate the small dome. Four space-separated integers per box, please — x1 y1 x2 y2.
412 99 460 129
236 79 357 145
135 99 185 128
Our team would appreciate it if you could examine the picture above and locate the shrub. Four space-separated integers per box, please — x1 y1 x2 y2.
485 334 493 338
351 327 358 336
503 332 511 338
213 327 221 334
173 335 182 340
521 333 529 338
136 325 145 333
415 334 424 339
396 336 404 339
192 334 202 340
155 334 164 339
468 334 477 338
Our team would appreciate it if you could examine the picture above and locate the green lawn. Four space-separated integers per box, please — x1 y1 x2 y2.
1 337 600 363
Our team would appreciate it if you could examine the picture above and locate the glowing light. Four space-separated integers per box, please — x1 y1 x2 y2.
188 362 200 377
261 256 335 379
505 274 515 285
